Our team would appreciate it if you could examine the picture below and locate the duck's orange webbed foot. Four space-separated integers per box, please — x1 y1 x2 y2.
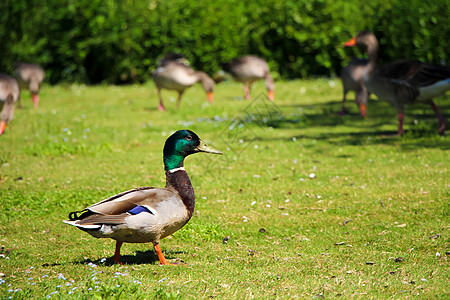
153 243 183 266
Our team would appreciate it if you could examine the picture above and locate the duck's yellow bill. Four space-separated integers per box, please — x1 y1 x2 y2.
196 140 223 155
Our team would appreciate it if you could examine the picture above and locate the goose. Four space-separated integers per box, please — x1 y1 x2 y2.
223 55 274 101
64 130 222 264
339 58 369 117
14 63 45 109
344 31 450 135
0 74 20 135
153 54 215 111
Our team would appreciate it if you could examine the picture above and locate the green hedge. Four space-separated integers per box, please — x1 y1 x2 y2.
1 0 448 84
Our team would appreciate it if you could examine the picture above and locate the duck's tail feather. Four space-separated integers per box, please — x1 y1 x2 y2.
63 219 102 230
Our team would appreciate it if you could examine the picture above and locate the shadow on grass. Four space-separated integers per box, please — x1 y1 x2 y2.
249 98 450 149
71 249 185 266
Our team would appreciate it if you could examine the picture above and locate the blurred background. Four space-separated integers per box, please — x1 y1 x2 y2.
1 0 449 85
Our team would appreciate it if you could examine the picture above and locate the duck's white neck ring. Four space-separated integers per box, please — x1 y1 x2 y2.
168 167 185 173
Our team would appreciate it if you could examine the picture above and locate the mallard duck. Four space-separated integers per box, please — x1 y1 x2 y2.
344 31 450 135
64 130 222 264
0 73 20 135
339 58 369 117
153 54 215 111
223 55 274 101
14 62 45 109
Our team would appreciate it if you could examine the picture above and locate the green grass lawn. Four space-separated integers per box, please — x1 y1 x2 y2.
0 79 449 299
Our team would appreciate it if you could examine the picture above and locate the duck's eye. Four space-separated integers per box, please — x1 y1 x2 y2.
186 135 193 140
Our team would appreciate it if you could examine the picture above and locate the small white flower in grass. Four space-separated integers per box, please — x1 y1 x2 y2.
88 288 92 291
57 273 66 280
299 178 305 181
8 289 13 293
421 278 427 282
242 216 249 222
30 266 34 269
65 283 72 286
309 173 316 179
251 201 256 206
292 137 297 142
158 278 167 283
317 195 322 199
436 252 440 257
285 199 290 203
0 278 5 284
253 174 261 178
87 262 97 268
100 258 106 263
116 285 121 288
57 285 62 288
266 204 271 208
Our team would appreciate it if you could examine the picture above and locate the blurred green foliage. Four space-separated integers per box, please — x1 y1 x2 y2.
1 0 448 84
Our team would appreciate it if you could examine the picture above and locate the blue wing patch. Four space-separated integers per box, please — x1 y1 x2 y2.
128 205 152 215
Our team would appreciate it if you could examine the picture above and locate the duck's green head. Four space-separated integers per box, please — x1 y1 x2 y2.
163 130 222 171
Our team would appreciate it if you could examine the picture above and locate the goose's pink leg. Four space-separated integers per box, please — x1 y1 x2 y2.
243 85 251 100
397 112 405 136
430 101 446 134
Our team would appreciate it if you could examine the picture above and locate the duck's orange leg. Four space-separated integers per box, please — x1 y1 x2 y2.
153 242 169 265
114 241 123 264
